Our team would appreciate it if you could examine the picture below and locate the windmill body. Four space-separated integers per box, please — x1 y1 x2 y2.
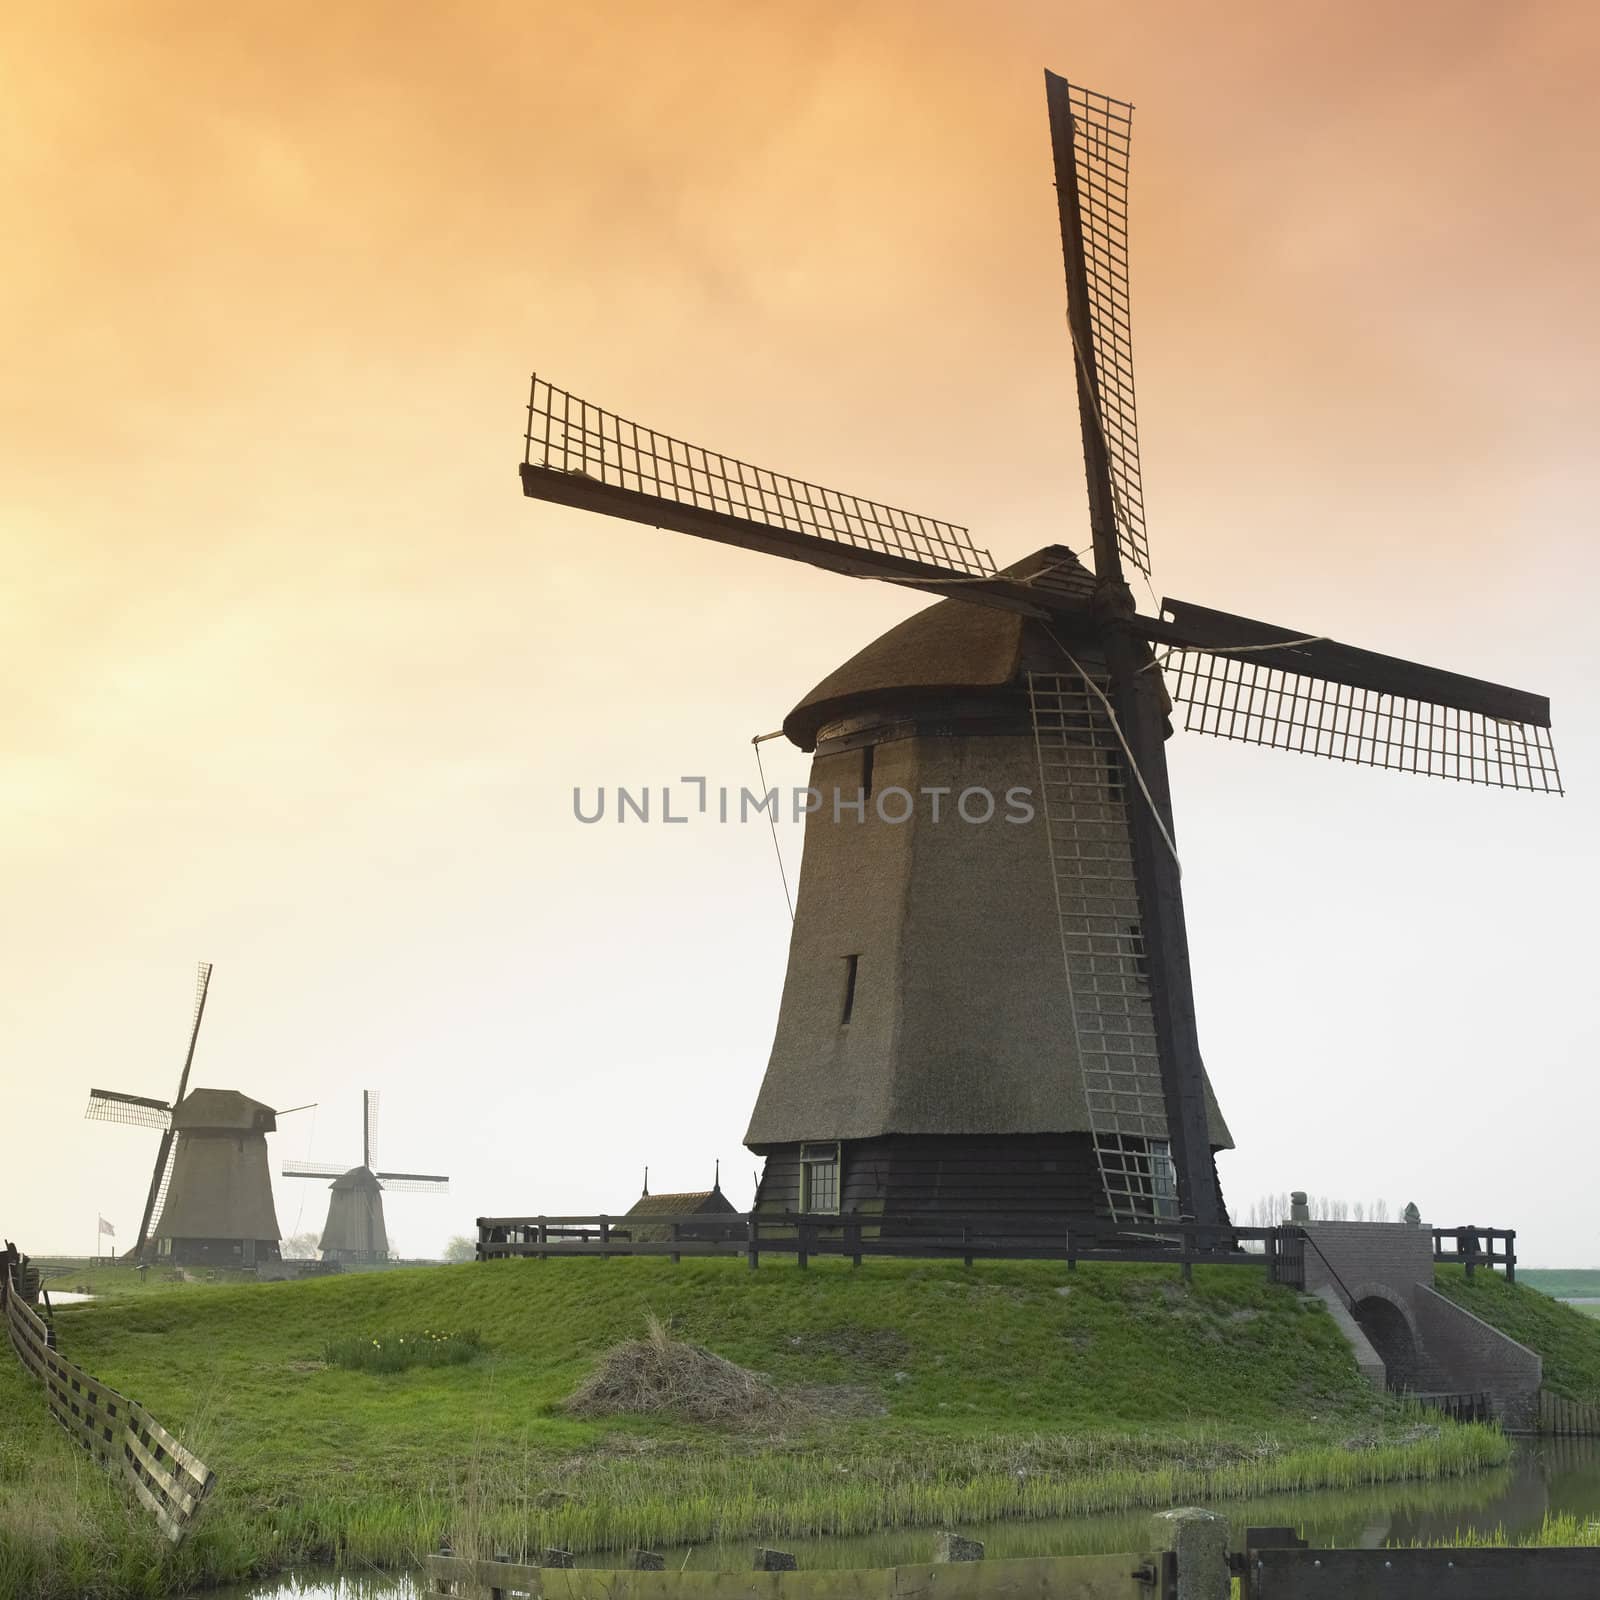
283 1091 448 1264
152 1089 283 1267
516 74 1561 1235
85 964 289 1266
747 547 1230 1223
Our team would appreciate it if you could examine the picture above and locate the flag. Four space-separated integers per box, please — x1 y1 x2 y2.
98 1216 115 1238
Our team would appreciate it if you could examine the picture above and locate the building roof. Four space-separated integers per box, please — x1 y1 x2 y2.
783 546 1099 751
329 1165 383 1193
625 1189 737 1218
170 1088 278 1134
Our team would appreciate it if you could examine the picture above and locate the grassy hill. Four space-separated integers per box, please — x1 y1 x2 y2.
2 1256 1505 1600
1434 1267 1600 1403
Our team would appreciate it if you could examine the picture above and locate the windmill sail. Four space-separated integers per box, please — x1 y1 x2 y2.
145 1138 180 1237
85 1089 172 1130
373 1172 450 1193
1146 600 1561 793
281 1160 349 1179
1045 75 1149 578
520 378 1038 603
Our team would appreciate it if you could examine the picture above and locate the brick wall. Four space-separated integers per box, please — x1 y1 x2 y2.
1413 1286 1542 1429
1300 1222 1434 1302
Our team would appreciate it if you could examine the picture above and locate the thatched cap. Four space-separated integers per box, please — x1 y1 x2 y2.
170 1088 277 1134
330 1165 382 1192
782 546 1096 751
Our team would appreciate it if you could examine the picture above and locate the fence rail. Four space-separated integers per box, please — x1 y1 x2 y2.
1431 1226 1517 1282
1 1242 215 1542
478 1212 1321 1284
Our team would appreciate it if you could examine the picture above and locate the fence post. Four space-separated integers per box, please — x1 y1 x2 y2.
746 1213 760 1271
1504 1229 1516 1284
670 1222 681 1266
1181 1226 1194 1284
797 1220 810 1271
848 1213 862 1269
962 1223 973 1269
538 1220 548 1261
1148 1506 1229 1600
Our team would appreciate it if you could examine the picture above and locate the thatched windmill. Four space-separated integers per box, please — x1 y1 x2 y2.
514 74 1560 1234
85 964 306 1266
282 1091 449 1262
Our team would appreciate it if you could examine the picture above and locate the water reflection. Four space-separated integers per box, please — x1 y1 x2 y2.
201 1439 1600 1600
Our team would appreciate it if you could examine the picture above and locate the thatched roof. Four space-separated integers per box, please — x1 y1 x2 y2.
783 545 1098 750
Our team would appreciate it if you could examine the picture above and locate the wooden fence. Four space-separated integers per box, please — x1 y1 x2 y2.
478 1213 1518 1290
426 1532 1600 1600
1 1251 215 1542
476 1211 1314 1284
1537 1387 1600 1436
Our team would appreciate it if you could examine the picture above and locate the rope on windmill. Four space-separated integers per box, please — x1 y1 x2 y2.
751 733 795 923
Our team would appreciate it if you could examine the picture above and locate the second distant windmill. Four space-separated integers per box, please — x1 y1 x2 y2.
282 1091 449 1263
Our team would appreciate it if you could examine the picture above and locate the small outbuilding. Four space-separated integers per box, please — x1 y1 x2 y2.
623 1169 740 1243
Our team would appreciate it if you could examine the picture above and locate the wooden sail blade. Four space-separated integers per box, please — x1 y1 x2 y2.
281 1161 348 1181
85 1089 172 1130
364 1089 379 1173
374 1172 449 1193
146 1138 179 1238
1045 73 1150 580
1142 600 1561 793
521 378 1056 619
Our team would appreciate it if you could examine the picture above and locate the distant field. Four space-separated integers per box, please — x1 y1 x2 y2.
1517 1269 1600 1301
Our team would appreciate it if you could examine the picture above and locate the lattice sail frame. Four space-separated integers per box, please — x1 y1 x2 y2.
1065 84 1149 578
1164 651 1563 793
1027 670 1177 1224
523 376 996 577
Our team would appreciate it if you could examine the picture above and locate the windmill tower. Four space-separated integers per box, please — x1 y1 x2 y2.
86 964 301 1266
282 1091 449 1263
514 74 1560 1234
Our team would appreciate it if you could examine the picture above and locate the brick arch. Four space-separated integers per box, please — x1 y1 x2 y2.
1349 1282 1427 1390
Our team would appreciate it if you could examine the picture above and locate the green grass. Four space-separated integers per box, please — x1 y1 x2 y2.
1 1257 1510 1599
323 1327 484 1373
1516 1269 1600 1302
1434 1267 1600 1403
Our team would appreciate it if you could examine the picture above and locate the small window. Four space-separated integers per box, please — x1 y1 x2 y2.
800 1142 841 1214
861 744 875 800
840 953 859 1024
1149 1139 1178 1220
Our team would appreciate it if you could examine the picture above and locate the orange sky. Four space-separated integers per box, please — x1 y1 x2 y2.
3 1 1597 1261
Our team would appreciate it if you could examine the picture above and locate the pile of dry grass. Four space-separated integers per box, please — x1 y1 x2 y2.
565 1314 793 1425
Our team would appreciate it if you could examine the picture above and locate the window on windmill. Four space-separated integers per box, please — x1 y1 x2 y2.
1149 1140 1179 1221
840 953 860 1024
860 743 875 800
800 1142 841 1214
1101 746 1127 805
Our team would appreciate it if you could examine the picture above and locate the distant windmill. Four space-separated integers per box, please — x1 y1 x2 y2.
85 963 309 1266
282 1091 449 1262
513 72 1561 1235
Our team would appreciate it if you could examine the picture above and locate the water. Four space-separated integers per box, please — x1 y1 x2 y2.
200 1439 1600 1598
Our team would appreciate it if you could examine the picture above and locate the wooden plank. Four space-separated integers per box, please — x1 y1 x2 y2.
126 1400 216 1494
1246 1546 1600 1598
427 1554 1147 1600
1142 601 1551 726
518 466 1054 625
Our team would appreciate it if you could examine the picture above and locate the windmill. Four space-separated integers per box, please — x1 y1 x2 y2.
86 963 306 1265
282 1091 449 1262
514 74 1560 1236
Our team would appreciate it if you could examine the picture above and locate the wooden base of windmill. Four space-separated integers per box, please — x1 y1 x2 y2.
752 1134 1228 1242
